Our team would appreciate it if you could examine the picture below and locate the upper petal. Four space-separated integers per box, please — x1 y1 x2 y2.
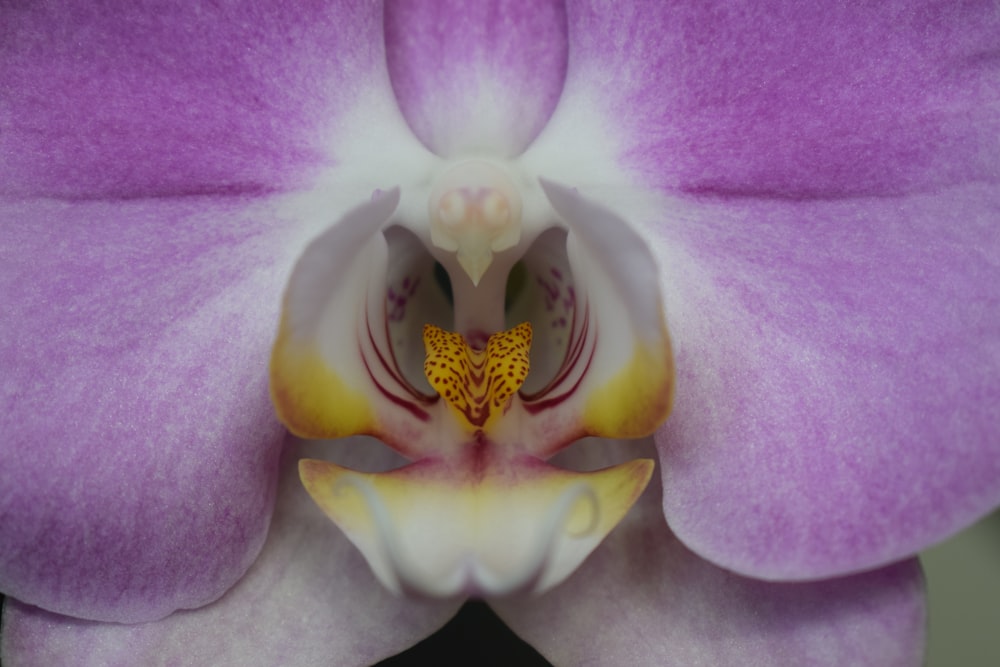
0 437 461 667
384 0 568 157
555 0 1000 196
653 184 1000 579
0 1 395 198
0 196 309 622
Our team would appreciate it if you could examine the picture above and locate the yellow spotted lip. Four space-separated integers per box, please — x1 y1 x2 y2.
423 322 532 431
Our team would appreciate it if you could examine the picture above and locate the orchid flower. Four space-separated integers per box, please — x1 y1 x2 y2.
2 1 999 665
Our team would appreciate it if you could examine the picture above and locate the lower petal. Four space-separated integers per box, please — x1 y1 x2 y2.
0 438 461 667
493 440 927 667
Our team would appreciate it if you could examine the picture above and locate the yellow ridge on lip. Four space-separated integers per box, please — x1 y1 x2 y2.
423 322 531 430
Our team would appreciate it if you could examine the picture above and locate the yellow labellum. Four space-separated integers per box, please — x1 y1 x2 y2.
423 322 531 430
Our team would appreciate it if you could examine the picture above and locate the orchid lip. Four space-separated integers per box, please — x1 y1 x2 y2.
298 456 655 598
329 473 597 597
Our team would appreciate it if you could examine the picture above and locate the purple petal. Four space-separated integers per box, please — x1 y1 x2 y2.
561 0 1000 196
0 438 462 667
0 196 309 622
0 1 392 198
384 0 567 157
494 440 927 666
652 185 1000 578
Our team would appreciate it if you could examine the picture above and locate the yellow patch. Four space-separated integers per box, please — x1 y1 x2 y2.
269 318 374 439
423 322 531 430
582 341 674 438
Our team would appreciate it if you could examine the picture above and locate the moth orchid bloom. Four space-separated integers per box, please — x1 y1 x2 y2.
1 2 998 666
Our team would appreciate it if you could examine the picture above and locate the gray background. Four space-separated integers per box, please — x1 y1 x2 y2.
924 510 1000 666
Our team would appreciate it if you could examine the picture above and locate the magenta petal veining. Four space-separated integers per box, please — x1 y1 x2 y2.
561 0 1000 196
0 1 392 199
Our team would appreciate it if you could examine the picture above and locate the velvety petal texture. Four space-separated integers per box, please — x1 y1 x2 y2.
542 0 1000 576
559 0 1000 196
0 0 420 624
1 438 462 667
653 185 1000 578
0 197 310 622
385 0 568 157
494 440 927 667
0 1 391 198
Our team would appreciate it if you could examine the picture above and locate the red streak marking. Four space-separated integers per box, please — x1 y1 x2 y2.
522 339 596 414
366 309 434 403
361 349 432 422
521 302 590 401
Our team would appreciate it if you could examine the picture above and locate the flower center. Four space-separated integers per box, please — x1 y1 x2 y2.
270 178 674 597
